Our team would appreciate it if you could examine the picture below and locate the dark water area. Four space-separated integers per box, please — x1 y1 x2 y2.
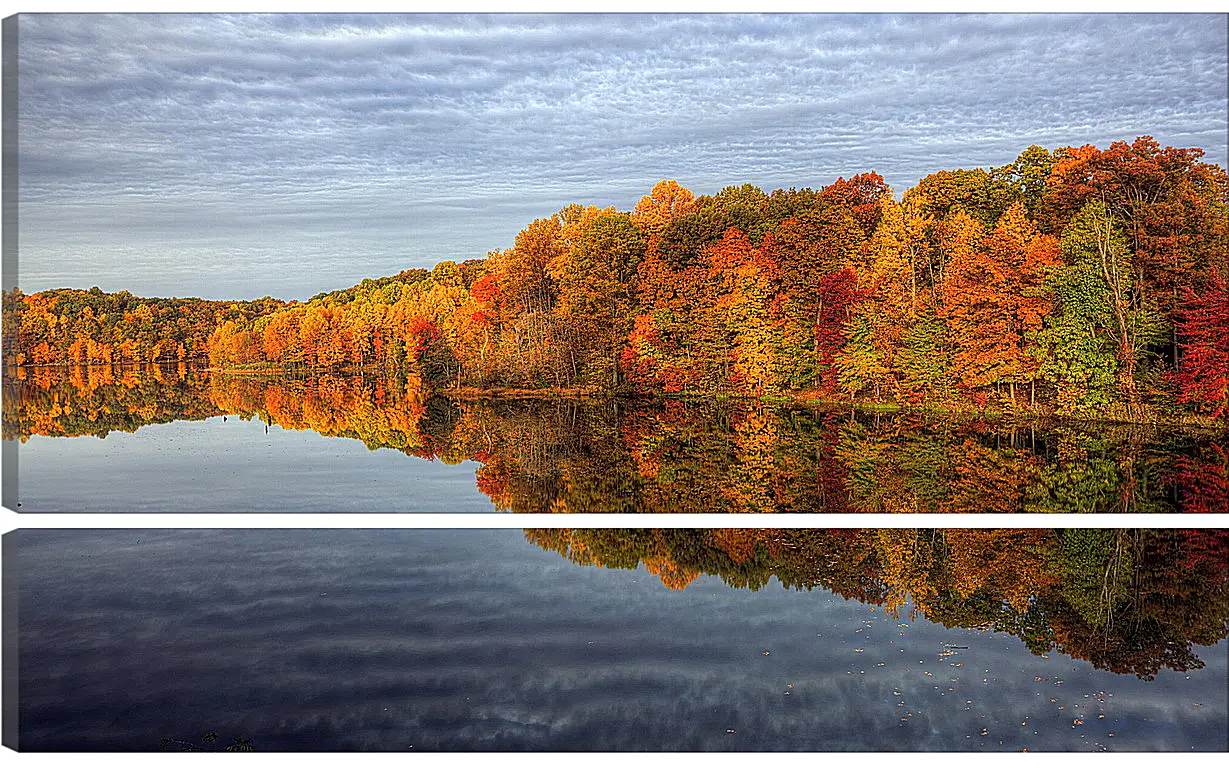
4 365 1227 512
7 528 1228 751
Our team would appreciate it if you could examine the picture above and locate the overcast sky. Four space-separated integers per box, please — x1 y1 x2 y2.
14 13 1229 300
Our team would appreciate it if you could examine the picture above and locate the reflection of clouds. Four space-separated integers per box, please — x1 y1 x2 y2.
12 529 1228 751
16 14 1228 299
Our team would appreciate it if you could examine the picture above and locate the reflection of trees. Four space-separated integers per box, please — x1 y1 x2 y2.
5 368 1225 513
475 402 1221 513
4 366 443 461
3 364 221 441
525 528 1229 679
1171 443 1229 515
208 373 437 458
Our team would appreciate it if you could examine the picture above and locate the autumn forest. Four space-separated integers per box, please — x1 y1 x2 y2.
4 138 1228 425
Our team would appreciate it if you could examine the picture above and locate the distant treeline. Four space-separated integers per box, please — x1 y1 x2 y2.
1 288 285 365
4 137 1226 421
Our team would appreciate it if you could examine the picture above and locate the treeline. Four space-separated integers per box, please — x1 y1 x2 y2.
9 367 1225 513
206 137 1228 422
2 288 285 366
524 528 1229 678
5 137 1227 421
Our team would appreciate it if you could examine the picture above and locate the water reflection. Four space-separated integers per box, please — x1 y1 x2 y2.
526 528 1229 679
5 365 1227 512
10 528 1227 751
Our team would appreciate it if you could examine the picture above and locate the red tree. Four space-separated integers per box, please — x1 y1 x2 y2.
1171 269 1229 418
814 268 861 391
820 172 892 236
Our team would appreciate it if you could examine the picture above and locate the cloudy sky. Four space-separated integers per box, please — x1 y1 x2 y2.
15 13 1229 300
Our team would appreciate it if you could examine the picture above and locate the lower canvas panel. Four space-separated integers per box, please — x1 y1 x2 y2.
3 528 1228 751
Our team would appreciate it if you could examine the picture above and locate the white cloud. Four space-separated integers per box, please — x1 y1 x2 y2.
14 13 1229 299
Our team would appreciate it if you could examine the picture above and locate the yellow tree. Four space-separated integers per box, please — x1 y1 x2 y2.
939 210 1016 398
987 203 1060 404
840 199 915 399
631 180 697 237
550 207 645 389
708 228 779 394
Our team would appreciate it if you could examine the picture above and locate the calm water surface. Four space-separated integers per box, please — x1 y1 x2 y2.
6 366 1226 513
14 417 494 512
8 529 1228 751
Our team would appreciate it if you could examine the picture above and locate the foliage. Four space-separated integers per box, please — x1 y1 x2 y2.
5 137 1225 423
1171 269 1229 418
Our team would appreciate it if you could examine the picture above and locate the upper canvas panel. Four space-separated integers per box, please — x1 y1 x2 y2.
3 14 1227 512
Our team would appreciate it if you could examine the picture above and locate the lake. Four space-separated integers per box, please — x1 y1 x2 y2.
4 366 1227 512
7 528 1228 751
